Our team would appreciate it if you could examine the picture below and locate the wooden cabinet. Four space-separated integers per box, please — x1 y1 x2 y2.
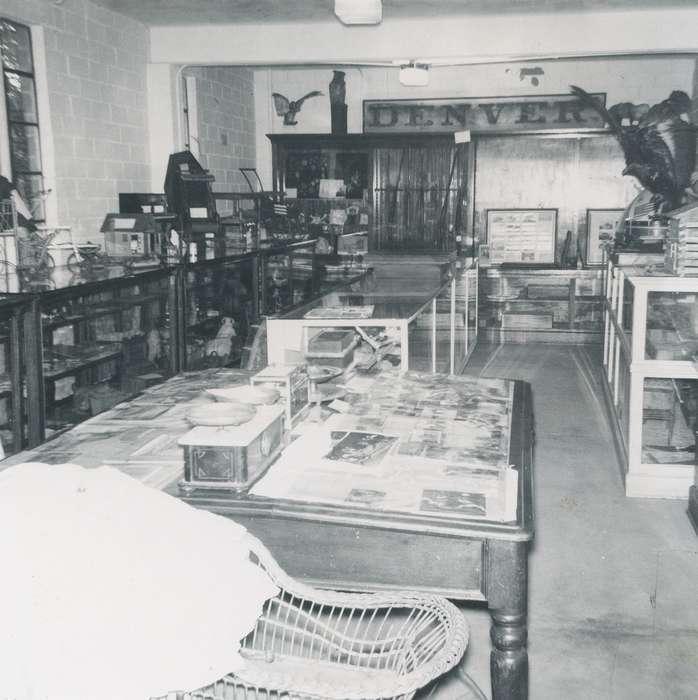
479 266 604 343
269 134 470 253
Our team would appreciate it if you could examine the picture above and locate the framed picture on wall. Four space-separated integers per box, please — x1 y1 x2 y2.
485 209 558 265
586 209 624 265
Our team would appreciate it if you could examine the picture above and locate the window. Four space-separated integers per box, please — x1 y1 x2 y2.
0 18 44 221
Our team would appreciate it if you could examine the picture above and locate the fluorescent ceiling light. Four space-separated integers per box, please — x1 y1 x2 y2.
399 63 429 87
334 0 382 25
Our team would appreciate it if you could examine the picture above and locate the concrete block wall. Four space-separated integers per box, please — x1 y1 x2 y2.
1 0 150 242
691 58 698 186
182 66 256 213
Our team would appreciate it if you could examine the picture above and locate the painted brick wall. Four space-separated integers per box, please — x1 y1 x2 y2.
1 0 150 242
182 65 256 212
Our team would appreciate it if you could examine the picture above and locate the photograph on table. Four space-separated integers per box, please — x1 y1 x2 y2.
324 431 398 466
585 208 624 265
419 489 488 517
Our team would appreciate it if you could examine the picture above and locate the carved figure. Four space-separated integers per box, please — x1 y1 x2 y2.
205 317 236 358
329 71 347 135
271 91 323 126
146 328 162 364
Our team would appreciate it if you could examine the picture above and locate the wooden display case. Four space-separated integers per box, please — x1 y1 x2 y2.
0 294 41 456
0 240 365 447
269 133 470 253
602 259 698 498
479 265 604 343
37 266 178 434
183 253 257 371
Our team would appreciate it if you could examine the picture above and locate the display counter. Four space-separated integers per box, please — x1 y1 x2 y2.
266 262 478 375
1 362 533 700
0 240 366 448
479 265 604 343
602 259 698 498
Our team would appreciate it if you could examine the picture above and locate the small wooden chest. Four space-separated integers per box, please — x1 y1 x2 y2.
178 405 285 492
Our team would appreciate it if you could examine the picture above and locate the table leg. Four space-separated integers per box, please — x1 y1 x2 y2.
486 539 529 700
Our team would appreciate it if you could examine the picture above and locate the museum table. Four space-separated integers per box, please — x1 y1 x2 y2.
2 367 534 700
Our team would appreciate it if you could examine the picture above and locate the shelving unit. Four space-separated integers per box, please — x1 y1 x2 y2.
479 266 604 343
602 259 698 498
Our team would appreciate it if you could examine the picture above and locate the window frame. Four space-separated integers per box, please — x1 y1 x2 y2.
0 17 44 222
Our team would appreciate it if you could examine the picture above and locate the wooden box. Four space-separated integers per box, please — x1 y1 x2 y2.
179 405 285 492
308 330 356 354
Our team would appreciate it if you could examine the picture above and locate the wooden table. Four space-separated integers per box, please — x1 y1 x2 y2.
4 368 534 700
178 377 535 700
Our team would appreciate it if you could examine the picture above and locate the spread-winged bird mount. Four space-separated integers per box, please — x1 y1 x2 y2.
272 91 323 125
570 85 697 212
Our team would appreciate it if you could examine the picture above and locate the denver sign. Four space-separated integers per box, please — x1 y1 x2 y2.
363 93 607 134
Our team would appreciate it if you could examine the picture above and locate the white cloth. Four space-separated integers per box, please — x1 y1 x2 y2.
0 463 279 700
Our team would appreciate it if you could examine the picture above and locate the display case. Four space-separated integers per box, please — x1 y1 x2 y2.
0 294 41 456
258 240 319 317
602 259 698 498
183 253 257 371
38 266 178 434
0 264 179 437
479 266 604 343
266 261 478 375
269 134 469 253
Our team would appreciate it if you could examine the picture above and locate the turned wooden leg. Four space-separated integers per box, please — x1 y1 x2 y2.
486 539 529 700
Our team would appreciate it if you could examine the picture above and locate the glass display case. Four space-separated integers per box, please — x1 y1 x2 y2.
603 260 698 498
0 294 39 456
266 262 478 376
258 241 318 317
479 266 604 343
183 253 257 371
38 266 177 434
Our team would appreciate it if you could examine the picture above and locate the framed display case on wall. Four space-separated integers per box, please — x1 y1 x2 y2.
586 208 624 266
485 208 558 265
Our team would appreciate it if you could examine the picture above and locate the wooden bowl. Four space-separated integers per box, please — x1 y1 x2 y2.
207 385 280 406
186 402 256 427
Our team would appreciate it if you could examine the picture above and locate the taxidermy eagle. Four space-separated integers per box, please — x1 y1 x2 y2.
570 85 697 212
271 91 323 125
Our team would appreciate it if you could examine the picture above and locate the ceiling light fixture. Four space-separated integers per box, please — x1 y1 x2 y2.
399 63 429 87
334 0 382 25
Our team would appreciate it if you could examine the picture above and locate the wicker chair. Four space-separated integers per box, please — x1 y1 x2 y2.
161 532 470 700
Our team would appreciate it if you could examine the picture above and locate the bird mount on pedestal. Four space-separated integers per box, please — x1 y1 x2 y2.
271 91 323 126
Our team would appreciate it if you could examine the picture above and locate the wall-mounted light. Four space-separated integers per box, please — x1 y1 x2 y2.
399 63 429 87
334 0 382 25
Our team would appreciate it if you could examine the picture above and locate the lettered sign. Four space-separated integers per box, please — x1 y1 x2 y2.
362 93 607 134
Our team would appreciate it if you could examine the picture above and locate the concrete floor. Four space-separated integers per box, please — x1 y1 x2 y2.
443 342 698 699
